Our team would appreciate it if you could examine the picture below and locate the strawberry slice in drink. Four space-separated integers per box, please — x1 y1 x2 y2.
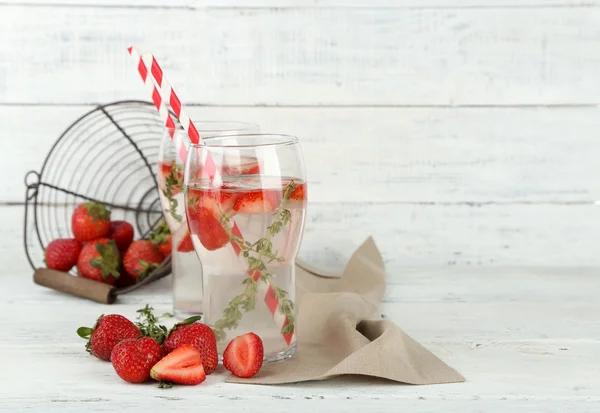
188 186 239 219
187 206 230 251
233 190 281 214
177 232 195 253
283 181 307 209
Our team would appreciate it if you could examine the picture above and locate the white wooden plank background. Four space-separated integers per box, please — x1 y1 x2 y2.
2 5 600 105
1 0 599 270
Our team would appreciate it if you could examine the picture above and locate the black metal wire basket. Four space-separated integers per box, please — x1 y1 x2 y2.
24 100 175 301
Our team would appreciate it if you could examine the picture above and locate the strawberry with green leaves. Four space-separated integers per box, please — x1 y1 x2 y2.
149 219 172 256
72 201 111 242
123 240 164 279
77 314 140 361
76 238 121 285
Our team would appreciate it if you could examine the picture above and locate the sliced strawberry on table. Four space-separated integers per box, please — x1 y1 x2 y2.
77 314 141 361
111 337 163 384
162 318 218 375
108 220 134 252
45 238 82 272
187 206 230 251
233 190 280 214
76 238 120 285
223 332 264 379
123 240 165 279
176 232 195 253
71 201 111 242
151 344 206 386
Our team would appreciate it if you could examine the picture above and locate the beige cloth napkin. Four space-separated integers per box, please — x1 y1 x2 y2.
227 237 465 385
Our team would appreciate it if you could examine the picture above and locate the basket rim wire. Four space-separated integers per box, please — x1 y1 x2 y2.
24 100 178 295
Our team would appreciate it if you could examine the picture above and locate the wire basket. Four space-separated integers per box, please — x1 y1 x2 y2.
24 100 176 301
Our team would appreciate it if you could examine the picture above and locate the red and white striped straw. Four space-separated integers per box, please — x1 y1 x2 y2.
128 47 294 345
127 47 188 164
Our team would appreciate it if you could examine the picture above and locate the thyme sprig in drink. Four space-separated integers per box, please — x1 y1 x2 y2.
157 123 259 319
184 134 307 362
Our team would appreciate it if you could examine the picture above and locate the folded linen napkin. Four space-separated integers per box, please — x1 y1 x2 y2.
227 237 465 385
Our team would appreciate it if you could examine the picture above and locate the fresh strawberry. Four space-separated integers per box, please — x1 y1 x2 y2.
223 332 264 378
76 314 140 361
111 337 163 383
156 235 172 256
162 318 218 375
150 344 206 386
76 238 120 285
108 221 134 252
233 190 280 214
44 238 82 272
149 219 171 256
176 232 194 253
123 240 165 279
160 161 183 196
71 201 111 242
187 206 230 251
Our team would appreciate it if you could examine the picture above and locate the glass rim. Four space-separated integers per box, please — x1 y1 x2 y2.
189 133 299 149
166 120 259 135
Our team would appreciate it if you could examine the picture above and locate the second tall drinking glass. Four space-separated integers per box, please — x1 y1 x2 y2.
157 121 259 319
184 134 307 362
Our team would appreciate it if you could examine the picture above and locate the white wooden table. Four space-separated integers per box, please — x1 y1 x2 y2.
2 264 598 412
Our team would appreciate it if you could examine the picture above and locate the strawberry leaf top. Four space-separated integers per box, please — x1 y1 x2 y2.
83 201 111 222
76 313 104 354
90 240 120 280
149 219 171 247
166 315 203 337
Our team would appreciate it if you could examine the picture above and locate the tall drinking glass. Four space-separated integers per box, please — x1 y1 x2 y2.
184 134 307 362
157 122 259 319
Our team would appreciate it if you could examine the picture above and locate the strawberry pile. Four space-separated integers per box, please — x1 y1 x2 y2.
77 305 264 386
44 201 167 287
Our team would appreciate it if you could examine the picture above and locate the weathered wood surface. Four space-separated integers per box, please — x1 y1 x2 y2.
2 5 600 105
1 266 599 412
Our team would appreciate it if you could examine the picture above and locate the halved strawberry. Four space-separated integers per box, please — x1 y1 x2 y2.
223 332 264 379
233 190 280 214
187 206 230 251
150 344 206 386
177 232 195 253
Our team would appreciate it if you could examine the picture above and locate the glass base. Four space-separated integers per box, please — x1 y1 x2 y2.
265 343 296 364
218 342 296 364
